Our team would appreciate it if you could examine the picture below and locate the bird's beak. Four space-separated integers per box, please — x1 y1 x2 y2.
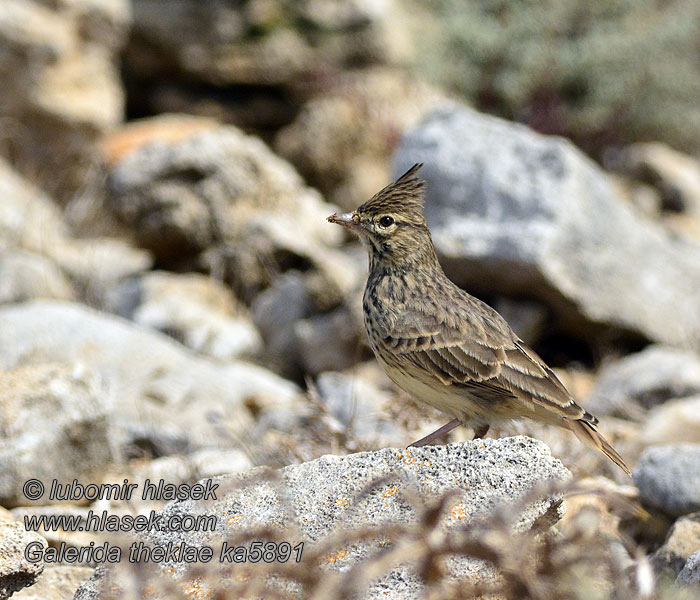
327 212 362 234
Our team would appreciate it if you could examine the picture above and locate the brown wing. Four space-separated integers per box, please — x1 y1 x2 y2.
378 296 585 421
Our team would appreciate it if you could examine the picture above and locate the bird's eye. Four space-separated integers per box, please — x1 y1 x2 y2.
379 216 394 228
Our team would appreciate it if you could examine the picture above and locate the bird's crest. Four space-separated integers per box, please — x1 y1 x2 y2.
357 163 425 219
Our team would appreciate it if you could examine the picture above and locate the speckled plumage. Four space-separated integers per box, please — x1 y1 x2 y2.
328 164 630 476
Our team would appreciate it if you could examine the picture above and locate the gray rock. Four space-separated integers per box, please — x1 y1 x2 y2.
394 105 700 350
106 271 262 361
678 549 700 586
587 346 700 419
107 124 348 304
72 566 107 600
642 396 700 447
0 158 151 302
76 437 569 599
0 0 130 202
0 250 75 304
651 512 700 580
316 371 401 444
0 520 47 599
295 306 362 375
13 566 94 600
633 445 700 517
0 301 304 460
0 364 112 507
251 271 313 378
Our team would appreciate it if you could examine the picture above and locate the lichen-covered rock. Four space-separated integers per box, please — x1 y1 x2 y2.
0 0 130 202
633 445 700 517
678 549 700 587
76 437 570 599
0 364 112 507
651 512 700 580
0 520 47 598
395 106 700 350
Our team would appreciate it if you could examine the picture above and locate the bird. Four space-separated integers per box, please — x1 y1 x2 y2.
327 163 631 476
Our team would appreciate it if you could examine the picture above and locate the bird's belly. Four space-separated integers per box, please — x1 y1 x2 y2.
378 356 495 424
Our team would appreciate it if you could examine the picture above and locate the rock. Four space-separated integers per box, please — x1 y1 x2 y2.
275 68 446 210
294 306 363 375
492 297 549 346
642 396 700 447
0 364 112 507
678 549 700 586
105 271 262 361
124 1 410 132
107 122 348 304
633 445 700 517
651 512 700 580
74 437 569 599
0 0 130 203
0 520 47 599
394 106 700 350
315 371 401 445
71 566 107 600
12 566 93 600
251 271 313 378
0 158 152 303
0 301 303 461
0 250 75 304
622 143 700 216
586 346 700 419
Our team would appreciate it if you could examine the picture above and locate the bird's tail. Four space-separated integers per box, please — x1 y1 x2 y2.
566 414 631 477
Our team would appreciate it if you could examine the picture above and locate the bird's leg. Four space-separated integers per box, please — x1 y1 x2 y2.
472 424 490 439
408 418 462 448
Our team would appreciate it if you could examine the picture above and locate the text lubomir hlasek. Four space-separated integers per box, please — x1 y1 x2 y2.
48 478 219 502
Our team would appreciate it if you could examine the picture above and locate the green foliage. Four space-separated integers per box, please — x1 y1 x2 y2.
412 0 700 153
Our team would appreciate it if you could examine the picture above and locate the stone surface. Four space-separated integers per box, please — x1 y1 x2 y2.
126 0 409 87
0 158 152 303
107 123 350 304
106 271 262 361
633 445 700 517
623 143 700 216
394 105 700 350
0 301 304 461
0 520 47 599
0 250 75 304
0 0 130 202
13 565 93 600
275 68 445 210
651 512 700 580
315 371 400 445
74 437 569 599
678 549 700 586
641 396 700 447
0 363 112 507
586 346 700 419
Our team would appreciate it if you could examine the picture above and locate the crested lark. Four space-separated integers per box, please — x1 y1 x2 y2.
328 163 630 476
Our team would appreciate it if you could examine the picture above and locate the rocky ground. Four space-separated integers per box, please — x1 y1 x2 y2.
1 1 700 599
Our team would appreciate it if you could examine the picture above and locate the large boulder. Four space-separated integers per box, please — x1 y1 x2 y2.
394 106 700 350
75 437 570 599
0 301 304 461
107 121 353 305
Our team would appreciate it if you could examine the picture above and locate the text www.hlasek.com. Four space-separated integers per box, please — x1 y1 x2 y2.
24 510 217 533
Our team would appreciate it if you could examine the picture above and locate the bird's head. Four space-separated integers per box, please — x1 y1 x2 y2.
327 163 437 268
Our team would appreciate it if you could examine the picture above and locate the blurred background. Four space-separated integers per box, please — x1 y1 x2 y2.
2 0 700 597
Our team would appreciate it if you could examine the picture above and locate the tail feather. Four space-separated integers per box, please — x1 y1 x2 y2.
566 417 632 477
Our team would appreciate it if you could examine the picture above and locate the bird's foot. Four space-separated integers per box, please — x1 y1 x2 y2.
408 418 462 448
472 424 490 439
